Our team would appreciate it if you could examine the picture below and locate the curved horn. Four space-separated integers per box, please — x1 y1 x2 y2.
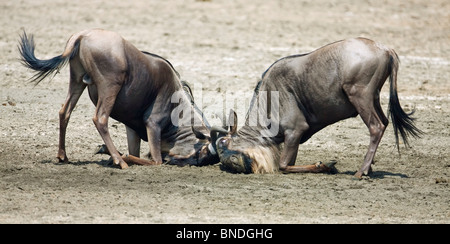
210 126 229 134
210 126 229 145
228 109 238 135
191 126 207 140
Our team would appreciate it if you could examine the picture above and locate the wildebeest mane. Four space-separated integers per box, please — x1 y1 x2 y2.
261 53 310 79
181 80 211 129
141 51 180 79
246 53 311 120
260 39 348 80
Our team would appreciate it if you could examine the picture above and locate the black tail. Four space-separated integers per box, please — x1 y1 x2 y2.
18 31 70 84
387 50 423 150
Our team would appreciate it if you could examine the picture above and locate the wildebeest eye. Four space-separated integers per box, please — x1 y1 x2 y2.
230 155 239 164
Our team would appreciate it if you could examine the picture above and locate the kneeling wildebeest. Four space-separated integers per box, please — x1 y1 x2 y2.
215 38 422 178
19 29 220 168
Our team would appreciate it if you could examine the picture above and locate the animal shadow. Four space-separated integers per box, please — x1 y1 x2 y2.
40 158 118 168
340 170 409 179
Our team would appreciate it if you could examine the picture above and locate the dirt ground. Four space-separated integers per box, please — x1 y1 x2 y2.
0 0 449 223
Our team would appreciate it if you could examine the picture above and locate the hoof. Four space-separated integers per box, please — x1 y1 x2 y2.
111 155 128 169
353 171 364 180
317 160 338 174
94 144 123 156
94 144 109 155
354 166 373 179
56 155 68 163
57 149 69 163
118 161 129 169
324 160 337 168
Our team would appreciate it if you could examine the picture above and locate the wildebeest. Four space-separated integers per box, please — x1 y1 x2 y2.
215 38 422 178
18 29 220 168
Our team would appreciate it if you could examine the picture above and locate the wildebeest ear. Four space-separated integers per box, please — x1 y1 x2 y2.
228 109 238 136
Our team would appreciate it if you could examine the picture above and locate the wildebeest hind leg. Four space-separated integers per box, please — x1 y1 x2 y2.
57 67 86 163
92 83 129 169
346 89 387 178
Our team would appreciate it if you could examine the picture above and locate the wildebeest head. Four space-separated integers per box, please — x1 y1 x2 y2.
212 110 280 174
159 126 221 167
213 112 252 173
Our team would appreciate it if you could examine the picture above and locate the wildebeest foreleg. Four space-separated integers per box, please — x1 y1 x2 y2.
278 111 334 173
95 144 156 166
279 129 301 170
280 129 336 173
284 162 337 173
57 68 86 163
122 155 157 166
142 95 170 165
126 126 141 157
145 118 163 165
